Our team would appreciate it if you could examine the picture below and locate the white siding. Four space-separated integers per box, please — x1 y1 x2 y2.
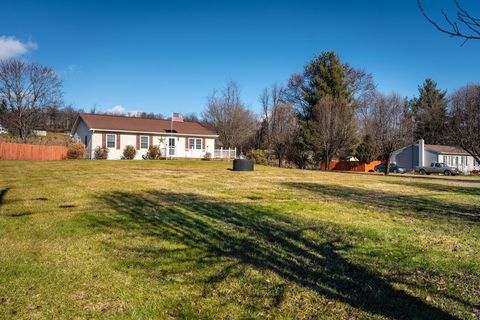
440 154 480 173
72 119 93 158
89 132 215 160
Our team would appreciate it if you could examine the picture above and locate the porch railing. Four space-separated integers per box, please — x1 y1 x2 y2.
161 146 237 159
213 148 236 159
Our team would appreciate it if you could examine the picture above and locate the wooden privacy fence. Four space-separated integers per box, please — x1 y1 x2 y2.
0 142 67 160
321 160 383 172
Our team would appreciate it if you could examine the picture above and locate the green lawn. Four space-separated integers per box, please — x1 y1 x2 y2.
0 160 479 319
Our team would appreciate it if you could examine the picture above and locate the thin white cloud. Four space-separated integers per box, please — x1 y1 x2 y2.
67 64 76 72
0 36 38 59
106 105 143 116
107 105 127 114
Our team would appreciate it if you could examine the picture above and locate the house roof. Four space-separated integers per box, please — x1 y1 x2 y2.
76 113 217 136
425 144 468 155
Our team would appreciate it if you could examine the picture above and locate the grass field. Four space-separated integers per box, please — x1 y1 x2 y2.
0 160 479 319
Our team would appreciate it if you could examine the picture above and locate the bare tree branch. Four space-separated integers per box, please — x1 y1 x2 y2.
202 81 258 149
0 59 63 142
418 0 480 44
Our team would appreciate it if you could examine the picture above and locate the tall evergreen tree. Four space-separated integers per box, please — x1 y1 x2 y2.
292 52 353 121
287 51 372 169
355 134 377 163
412 79 448 144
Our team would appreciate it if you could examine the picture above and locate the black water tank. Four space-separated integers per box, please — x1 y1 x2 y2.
233 159 254 171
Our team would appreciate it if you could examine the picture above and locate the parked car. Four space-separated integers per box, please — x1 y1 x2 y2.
414 162 460 176
374 163 407 174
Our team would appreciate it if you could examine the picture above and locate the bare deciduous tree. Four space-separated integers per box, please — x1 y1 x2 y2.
202 81 257 149
182 112 199 122
270 102 297 167
366 93 414 175
448 84 480 164
137 112 165 120
259 84 284 152
0 59 63 142
310 95 357 170
418 0 480 44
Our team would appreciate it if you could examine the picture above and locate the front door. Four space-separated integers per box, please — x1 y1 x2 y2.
168 137 175 156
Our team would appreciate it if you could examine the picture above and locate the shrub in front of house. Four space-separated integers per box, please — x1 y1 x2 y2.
203 152 212 160
67 143 86 159
142 145 162 160
122 145 137 160
247 149 269 165
94 146 109 160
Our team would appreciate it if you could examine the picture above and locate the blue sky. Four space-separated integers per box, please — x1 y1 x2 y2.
1 0 479 116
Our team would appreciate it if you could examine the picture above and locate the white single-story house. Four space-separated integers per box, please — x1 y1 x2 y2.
32 129 47 136
70 113 225 160
391 139 480 173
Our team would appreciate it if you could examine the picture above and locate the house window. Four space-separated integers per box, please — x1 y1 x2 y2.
189 138 202 150
444 156 450 166
140 136 149 149
107 134 116 148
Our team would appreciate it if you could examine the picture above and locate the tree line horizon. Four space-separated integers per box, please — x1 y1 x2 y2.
0 51 479 173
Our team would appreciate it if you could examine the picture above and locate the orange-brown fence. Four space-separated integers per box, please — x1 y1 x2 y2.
321 160 383 172
0 142 67 160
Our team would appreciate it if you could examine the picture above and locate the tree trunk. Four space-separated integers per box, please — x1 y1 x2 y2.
325 154 332 171
384 152 392 175
19 128 27 143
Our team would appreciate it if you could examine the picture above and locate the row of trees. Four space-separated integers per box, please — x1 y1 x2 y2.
1 53 479 170
201 52 480 172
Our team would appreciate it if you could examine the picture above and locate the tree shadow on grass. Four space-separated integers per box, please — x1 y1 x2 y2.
93 190 457 319
283 182 480 223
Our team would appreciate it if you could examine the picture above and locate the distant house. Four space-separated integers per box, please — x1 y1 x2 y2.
32 129 47 136
0 124 6 134
70 113 221 160
391 139 480 173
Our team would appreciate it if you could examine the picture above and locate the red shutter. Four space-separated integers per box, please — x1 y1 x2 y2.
202 138 205 150
136 135 140 150
149 135 153 147
102 133 106 148
116 134 120 149
185 137 189 149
